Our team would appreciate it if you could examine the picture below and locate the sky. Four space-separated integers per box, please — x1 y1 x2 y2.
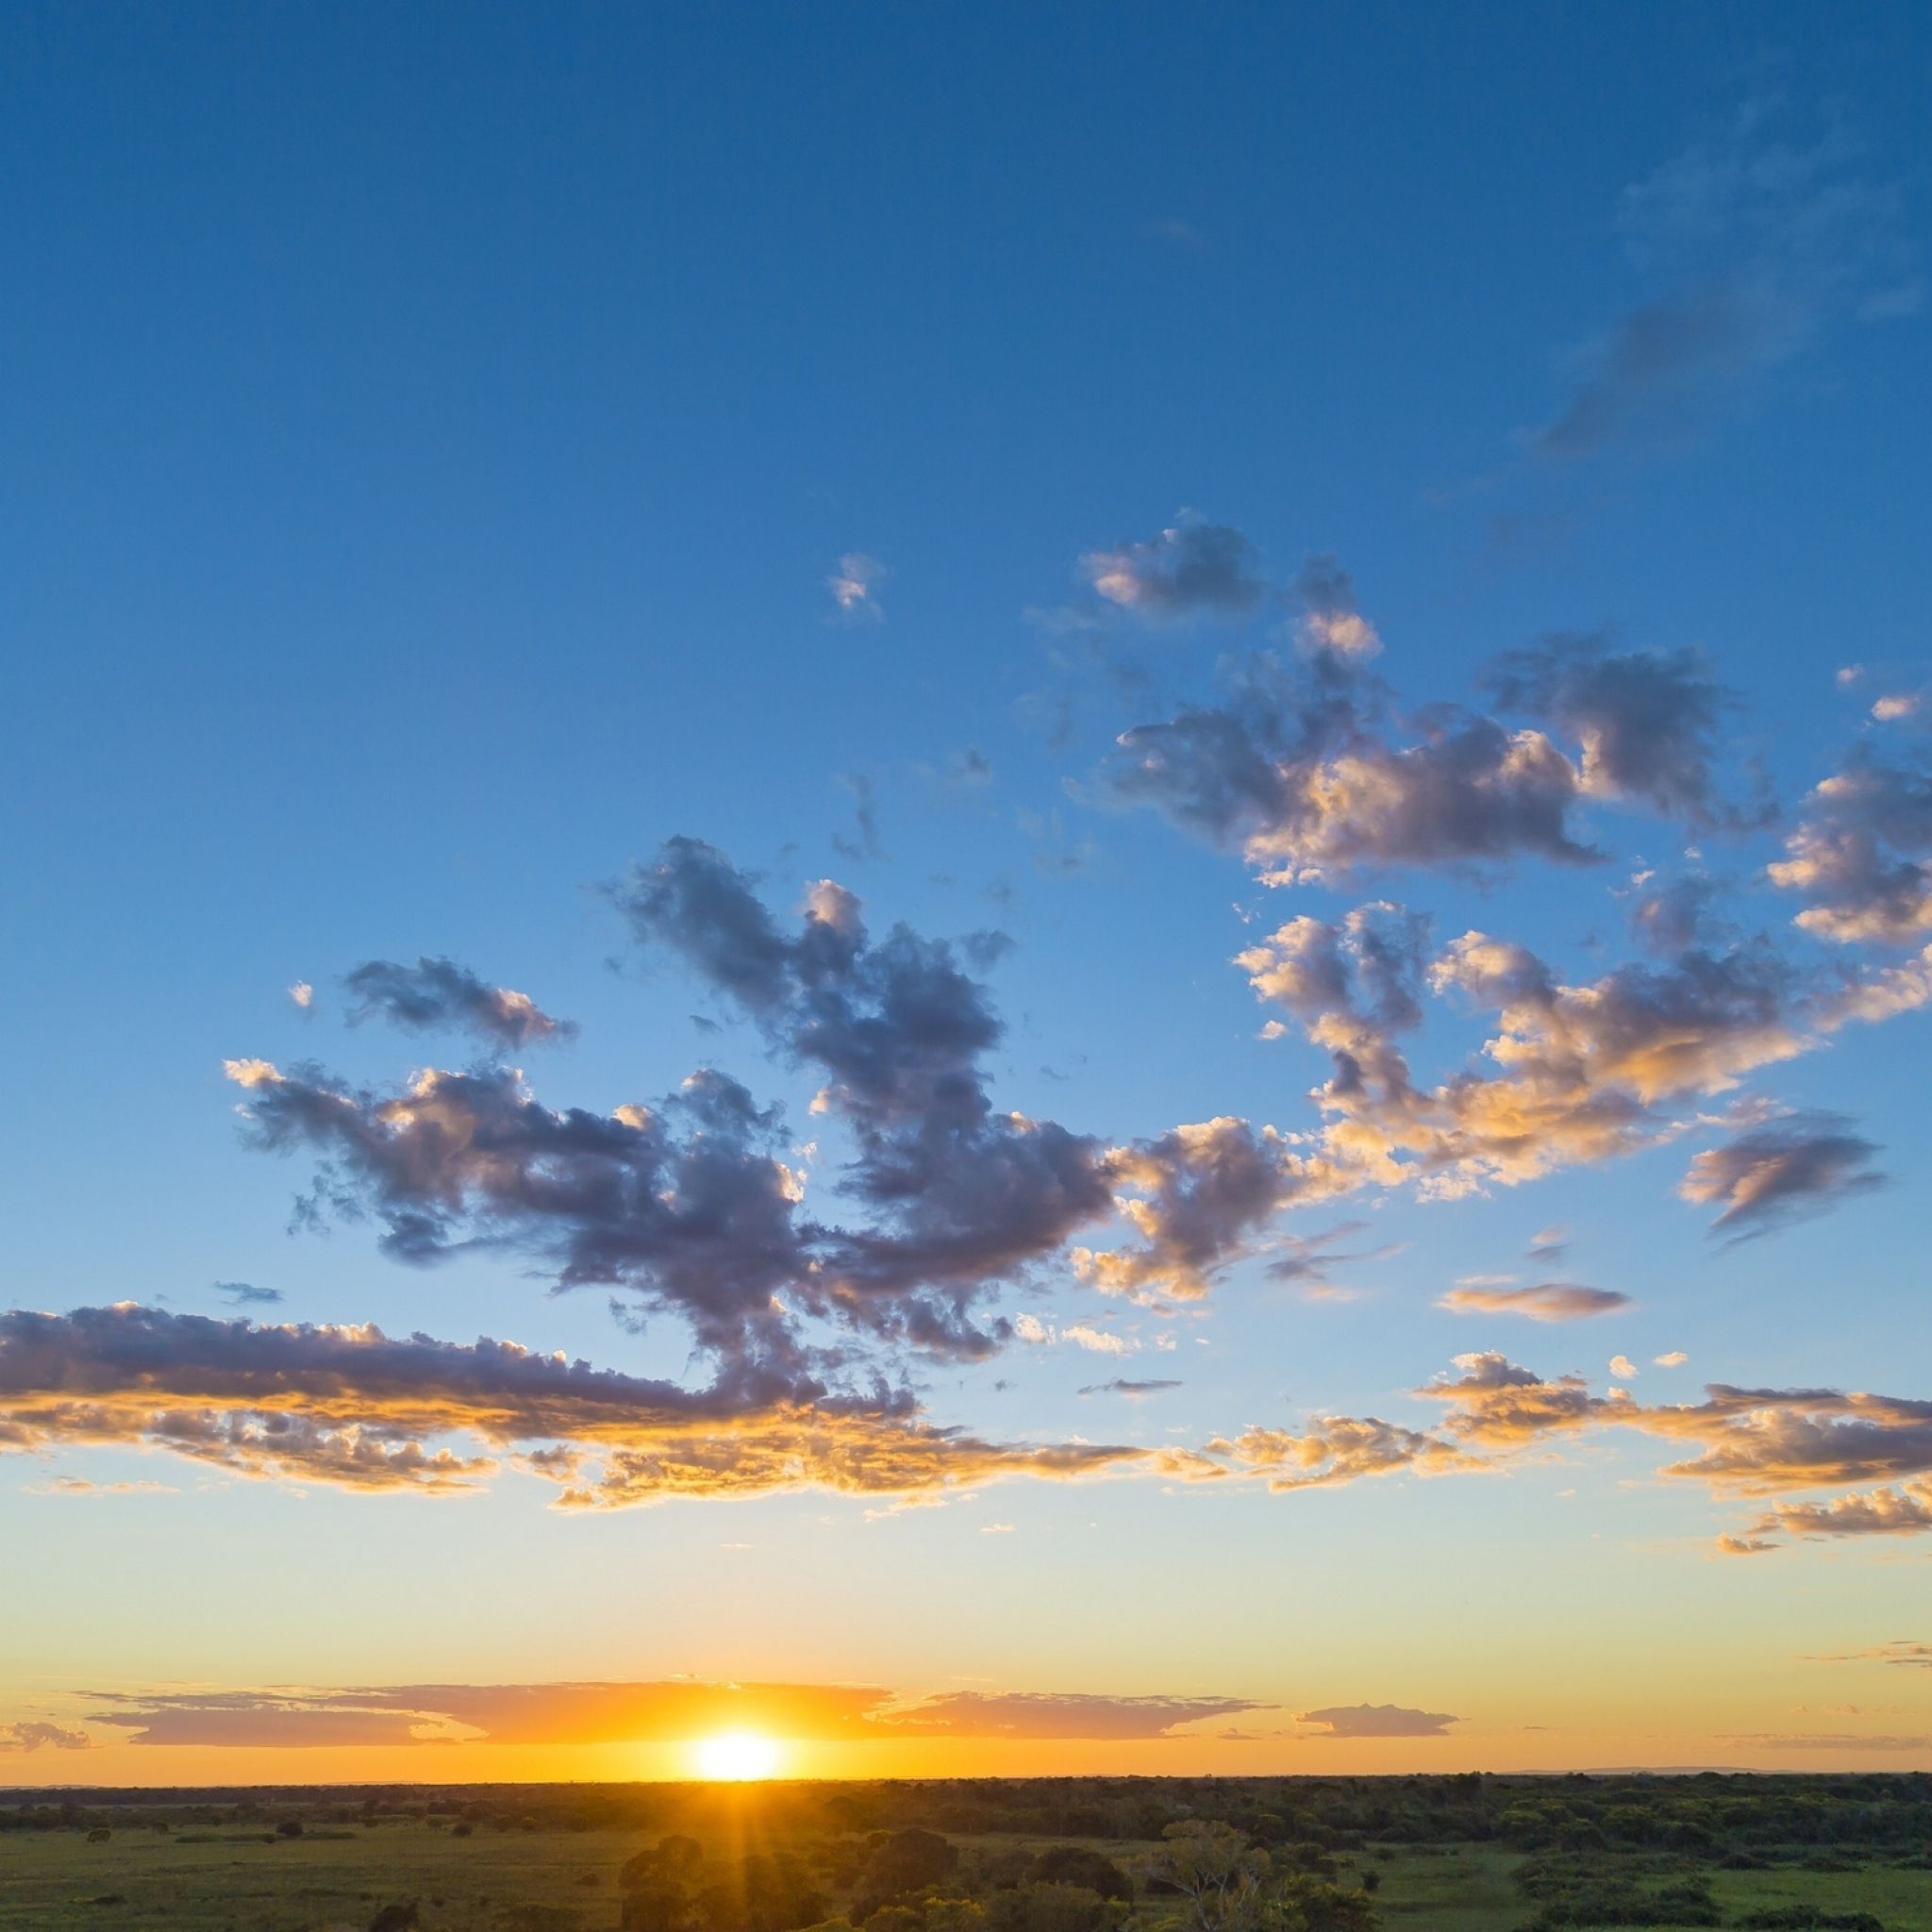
4 1 1932 1786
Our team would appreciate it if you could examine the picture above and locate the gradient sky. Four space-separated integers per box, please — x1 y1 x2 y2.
5 2 1932 1786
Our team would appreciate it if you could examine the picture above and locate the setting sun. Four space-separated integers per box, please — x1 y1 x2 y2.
692 1729 781 1781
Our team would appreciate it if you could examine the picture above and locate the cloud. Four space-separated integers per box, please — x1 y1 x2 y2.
1061 1325 1134 1357
342 958 577 1049
826 553 886 621
1485 635 1737 825
1531 104 1919 458
288 981 314 1009
1807 1641 1932 1670
1610 1356 1640 1380
612 839 1116 1356
1296 1704 1460 1739
79 1680 1261 1748
1729 1482 1932 1548
1078 1378 1182 1398
225 1054 826 1382
1076 1117 1337 1302
1438 1282 1632 1323
1873 694 1921 724
1627 874 1724 956
213 1280 283 1307
1656 1352 1689 1368
0 1304 1143 1510
1770 747 1932 941
1170 1347 1932 1556
1679 1110 1885 1241
0 1722 92 1754
879 1691 1261 1740
1079 512 1265 621
1292 555 1382 659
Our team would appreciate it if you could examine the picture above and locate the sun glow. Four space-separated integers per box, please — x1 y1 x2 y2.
693 1729 781 1780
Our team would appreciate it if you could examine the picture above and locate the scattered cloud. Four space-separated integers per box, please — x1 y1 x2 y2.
1770 747 1932 941
1679 1110 1885 1241
1296 1704 1460 1739
0 1722 92 1754
1530 101 1920 458
1439 1282 1632 1323
0 1304 1143 1509
1080 512 1265 622
826 552 887 621
342 957 576 1049
213 1280 283 1307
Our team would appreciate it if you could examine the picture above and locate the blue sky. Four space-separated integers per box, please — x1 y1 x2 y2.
3 2 1932 1778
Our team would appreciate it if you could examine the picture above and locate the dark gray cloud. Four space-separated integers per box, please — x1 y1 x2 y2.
342 957 577 1049
1679 1110 1885 1241
226 1056 822 1388
614 841 1116 1355
1486 636 1735 824
213 1280 282 1307
1079 513 1266 622
1628 873 1724 956
1532 107 1919 458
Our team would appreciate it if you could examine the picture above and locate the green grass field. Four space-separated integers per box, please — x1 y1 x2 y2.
3 1824 1930 1932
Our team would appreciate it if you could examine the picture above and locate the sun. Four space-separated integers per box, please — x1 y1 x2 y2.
693 1729 782 1781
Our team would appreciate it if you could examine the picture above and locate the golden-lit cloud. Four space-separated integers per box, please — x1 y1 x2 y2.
0 1305 1142 1509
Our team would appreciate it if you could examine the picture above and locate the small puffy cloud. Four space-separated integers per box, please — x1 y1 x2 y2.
1485 634 1734 825
1438 1282 1632 1323
826 552 886 621
1656 1351 1689 1368
1769 749 1932 941
342 957 576 1049
1679 1110 1885 1241
1061 1324 1134 1357
1292 555 1381 659
1610 1355 1640 1380
288 981 314 1009
1873 693 1921 723
1296 1704 1460 1739
1079 512 1265 622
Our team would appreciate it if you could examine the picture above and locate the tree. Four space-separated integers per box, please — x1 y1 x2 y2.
1025 1848 1134 1904
853 1830 960 1921
1158 1823 1272 1932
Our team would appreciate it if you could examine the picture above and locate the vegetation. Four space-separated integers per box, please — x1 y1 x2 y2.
0 1775 1927 1931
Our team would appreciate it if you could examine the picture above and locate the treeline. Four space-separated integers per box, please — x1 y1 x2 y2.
3 1773 1930 1856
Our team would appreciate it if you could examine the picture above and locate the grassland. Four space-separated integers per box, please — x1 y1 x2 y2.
2 1778 1928 1932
